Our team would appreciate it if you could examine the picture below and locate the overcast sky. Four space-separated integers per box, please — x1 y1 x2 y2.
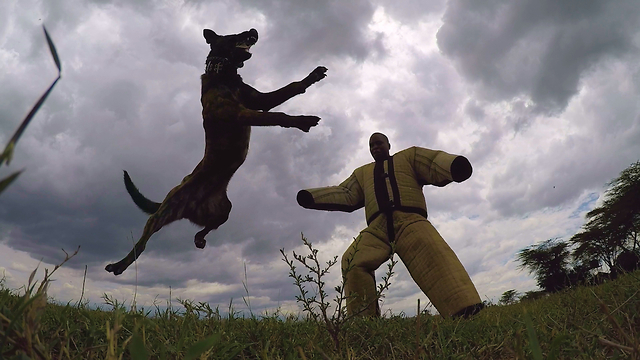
1 0 639 316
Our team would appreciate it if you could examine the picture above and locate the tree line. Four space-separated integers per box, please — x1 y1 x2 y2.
501 161 639 305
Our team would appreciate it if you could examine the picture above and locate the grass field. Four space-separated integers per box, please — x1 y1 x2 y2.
1 266 639 359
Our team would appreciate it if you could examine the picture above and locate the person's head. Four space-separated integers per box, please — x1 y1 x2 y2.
369 132 391 161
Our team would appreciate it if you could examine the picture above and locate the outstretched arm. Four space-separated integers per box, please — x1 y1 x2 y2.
297 172 364 212
235 110 320 132
411 147 473 187
240 66 327 111
202 85 321 132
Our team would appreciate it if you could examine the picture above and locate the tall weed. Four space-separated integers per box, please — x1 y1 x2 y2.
281 233 397 351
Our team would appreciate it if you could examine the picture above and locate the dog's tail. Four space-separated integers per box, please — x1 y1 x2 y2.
123 170 161 214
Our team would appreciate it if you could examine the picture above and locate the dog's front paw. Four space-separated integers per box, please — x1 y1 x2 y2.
303 66 328 87
295 116 320 132
311 66 327 81
105 262 126 276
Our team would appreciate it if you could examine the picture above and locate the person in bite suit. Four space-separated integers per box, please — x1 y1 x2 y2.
296 132 483 318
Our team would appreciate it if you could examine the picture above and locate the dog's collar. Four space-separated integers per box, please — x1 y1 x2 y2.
205 56 230 74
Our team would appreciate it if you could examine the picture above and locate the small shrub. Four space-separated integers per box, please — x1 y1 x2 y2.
281 233 397 351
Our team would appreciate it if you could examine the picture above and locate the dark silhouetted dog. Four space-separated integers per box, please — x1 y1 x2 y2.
105 28 327 275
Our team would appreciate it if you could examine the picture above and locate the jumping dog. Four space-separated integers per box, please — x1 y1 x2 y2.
105 28 327 275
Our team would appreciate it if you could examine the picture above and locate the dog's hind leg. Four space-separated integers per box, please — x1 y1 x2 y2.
194 193 232 249
194 226 214 249
105 212 175 275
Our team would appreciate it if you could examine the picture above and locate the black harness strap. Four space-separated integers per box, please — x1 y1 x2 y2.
386 157 398 242
370 156 428 243
373 159 393 242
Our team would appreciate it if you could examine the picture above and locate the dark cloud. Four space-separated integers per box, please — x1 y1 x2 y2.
224 123 364 261
239 0 382 66
0 180 142 267
486 123 640 218
464 100 485 120
437 0 640 114
0 86 38 139
467 125 506 166
374 0 446 22
1 0 368 289
3 0 640 315
359 52 465 150
98 80 146 120
484 58 640 217
40 0 91 32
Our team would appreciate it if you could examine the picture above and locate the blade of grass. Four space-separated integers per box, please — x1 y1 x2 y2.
0 293 46 352
0 76 60 166
219 341 251 360
1 25 61 167
128 332 149 360
524 310 543 360
547 334 570 360
184 333 222 360
43 25 61 72
0 171 23 195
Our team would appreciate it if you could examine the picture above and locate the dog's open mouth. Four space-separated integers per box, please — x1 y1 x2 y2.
236 44 253 53
236 34 257 53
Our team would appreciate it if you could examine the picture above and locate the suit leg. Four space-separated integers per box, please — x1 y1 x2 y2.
342 225 391 317
394 215 482 317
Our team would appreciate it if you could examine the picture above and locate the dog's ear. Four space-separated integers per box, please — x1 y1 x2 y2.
203 29 218 44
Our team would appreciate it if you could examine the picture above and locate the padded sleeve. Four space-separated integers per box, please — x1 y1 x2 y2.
296 172 365 212
450 156 473 182
413 147 472 187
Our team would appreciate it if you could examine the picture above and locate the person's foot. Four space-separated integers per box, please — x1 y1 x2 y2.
452 302 484 319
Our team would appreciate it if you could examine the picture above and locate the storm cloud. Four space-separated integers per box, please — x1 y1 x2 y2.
1 0 639 316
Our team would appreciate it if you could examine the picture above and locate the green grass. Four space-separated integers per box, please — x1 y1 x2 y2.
1 270 639 359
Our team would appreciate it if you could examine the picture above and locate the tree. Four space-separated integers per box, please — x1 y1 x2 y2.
605 161 640 250
570 161 640 271
520 290 547 302
516 238 572 292
499 289 520 305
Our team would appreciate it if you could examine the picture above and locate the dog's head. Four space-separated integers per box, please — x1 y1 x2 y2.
203 28 258 75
